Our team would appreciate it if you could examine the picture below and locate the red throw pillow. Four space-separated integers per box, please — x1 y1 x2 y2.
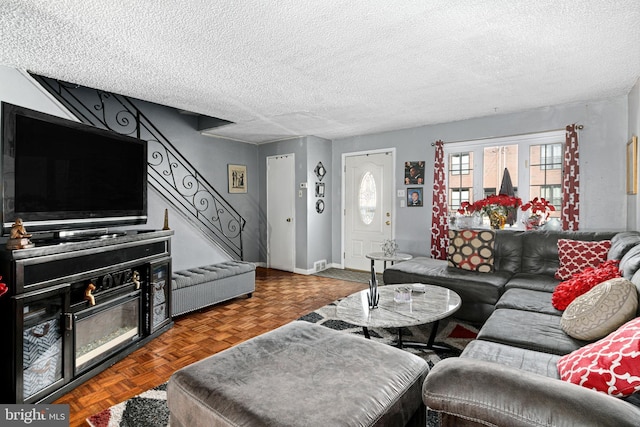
551 260 621 310
555 239 612 280
557 317 640 397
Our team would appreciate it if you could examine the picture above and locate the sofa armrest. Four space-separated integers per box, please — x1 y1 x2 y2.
423 358 640 427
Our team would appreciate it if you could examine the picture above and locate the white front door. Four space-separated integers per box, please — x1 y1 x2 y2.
267 154 295 272
344 151 394 271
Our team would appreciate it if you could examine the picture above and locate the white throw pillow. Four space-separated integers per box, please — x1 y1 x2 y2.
561 278 638 341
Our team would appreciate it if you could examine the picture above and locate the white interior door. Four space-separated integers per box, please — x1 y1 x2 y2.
344 151 394 271
267 154 295 272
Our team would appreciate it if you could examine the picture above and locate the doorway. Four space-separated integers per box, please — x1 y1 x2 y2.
343 150 394 271
267 154 295 272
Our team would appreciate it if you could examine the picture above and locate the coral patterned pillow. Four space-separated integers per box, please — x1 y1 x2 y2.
555 239 612 280
447 229 495 273
551 260 621 310
557 317 640 397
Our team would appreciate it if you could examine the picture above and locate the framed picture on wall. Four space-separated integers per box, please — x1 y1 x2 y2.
407 187 423 207
627 136 638 195
404 161 425 185
228 164 247 193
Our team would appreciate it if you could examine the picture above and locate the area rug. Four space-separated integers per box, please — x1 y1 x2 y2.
87 301 477 427
312 267 384 284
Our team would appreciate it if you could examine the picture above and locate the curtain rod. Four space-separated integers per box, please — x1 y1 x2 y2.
430 125 584 146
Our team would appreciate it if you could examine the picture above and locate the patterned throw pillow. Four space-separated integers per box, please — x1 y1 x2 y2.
557 317 640 397
560 278 638 340
447 229 495 273
555 239 612 280
551 260 621 310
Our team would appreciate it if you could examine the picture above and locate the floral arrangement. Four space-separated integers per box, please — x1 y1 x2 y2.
456 194 522 229
521 197 555 220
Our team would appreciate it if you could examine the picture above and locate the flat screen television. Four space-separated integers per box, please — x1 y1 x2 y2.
1 102 148 237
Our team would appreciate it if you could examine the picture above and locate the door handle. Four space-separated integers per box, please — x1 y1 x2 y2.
385 220 391 225
286 218 292 222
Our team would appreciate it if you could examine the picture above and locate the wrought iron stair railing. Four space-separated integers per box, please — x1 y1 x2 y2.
30 74 245 260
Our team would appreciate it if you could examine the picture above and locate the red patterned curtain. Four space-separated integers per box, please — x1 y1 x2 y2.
561 124 580 230
430 140 448 259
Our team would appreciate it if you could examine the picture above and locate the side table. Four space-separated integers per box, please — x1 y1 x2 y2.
365 252 412 278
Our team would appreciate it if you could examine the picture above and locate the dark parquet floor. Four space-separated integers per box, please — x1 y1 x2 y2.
55 267 366 426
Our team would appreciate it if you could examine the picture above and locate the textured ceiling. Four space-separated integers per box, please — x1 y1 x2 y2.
1 1 640 143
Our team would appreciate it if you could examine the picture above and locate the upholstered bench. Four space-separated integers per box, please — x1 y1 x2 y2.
171 260 255 316
167 321 428 427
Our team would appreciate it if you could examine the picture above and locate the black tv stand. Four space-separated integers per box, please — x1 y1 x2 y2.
0 229 173 403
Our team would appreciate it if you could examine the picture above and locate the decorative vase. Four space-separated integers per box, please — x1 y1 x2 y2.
381 239 398 257
525 215 543 230
489 211 506 230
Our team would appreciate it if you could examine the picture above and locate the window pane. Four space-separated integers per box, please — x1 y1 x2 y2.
359 172 376 224
448 152 474 212
530 144 563 215
483 145 518 196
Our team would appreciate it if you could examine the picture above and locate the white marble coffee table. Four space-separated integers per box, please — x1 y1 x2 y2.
336 284 461 348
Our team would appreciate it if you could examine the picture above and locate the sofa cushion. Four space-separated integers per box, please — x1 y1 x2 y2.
520 231 617 277
619 244 640 280
555 238 612 280
477 309 588 355
557 317 640 397
504 273 560 293
447 229 495 272
609 231 640 260
461 339 561 379
551 260 622 310
496 288 562 316
561 278 638 340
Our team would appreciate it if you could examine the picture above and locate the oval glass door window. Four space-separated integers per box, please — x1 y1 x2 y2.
359 172 377 224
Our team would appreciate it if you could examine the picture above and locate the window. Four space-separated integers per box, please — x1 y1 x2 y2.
449 188 469 210
448 152 474 212
540 144 562 170
358 172 376 224
541 185 562 211
445 131 565 227
450 153 470 175
530 143 563 216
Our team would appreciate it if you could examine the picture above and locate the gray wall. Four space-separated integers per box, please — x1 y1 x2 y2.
331 96 630 263
628 78 640 230
258 136 331 273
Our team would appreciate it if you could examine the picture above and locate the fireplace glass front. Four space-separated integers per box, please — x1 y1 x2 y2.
75 295 140 372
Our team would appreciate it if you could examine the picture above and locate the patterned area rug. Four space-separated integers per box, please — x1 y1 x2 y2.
87 301 477 427
312 267 384 284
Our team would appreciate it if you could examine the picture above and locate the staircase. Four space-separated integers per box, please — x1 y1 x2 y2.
31 75 245 260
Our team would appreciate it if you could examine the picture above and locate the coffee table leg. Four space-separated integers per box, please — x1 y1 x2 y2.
426 320 440 348
362 327 370 339
393 320 445 350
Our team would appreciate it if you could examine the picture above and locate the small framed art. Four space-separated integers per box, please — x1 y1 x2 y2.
228 164 247 193
407 187 423 207
627 136 638 195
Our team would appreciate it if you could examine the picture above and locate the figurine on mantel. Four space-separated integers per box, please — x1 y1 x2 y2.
6 218 34 249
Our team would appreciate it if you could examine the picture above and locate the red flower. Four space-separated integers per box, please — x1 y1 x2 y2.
521 197 555 219
0 276 7 298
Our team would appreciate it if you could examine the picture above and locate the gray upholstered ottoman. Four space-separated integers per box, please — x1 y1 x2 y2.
167 321 429 427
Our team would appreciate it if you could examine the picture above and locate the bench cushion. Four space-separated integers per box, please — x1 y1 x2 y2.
167 321 429 427
172 260 255 290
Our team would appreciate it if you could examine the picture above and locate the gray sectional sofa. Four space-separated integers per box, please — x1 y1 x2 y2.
385 230 640 426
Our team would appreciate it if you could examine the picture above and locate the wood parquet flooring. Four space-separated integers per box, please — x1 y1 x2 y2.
55 267 367 426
